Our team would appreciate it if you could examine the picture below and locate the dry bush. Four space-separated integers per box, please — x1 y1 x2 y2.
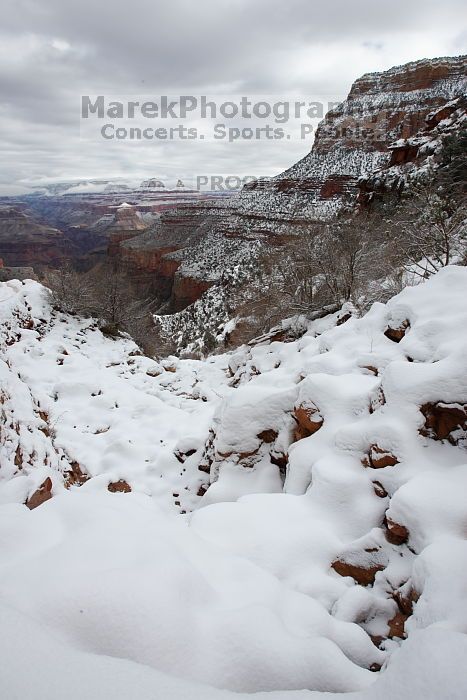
384 170 466 278
44 264 97 316
46 262 163 355
233 211 393 341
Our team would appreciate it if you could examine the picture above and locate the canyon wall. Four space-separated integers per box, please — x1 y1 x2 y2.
147 55 467 310
0 206 72 269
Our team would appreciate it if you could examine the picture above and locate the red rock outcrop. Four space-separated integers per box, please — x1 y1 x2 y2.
26 477 53 509
372 480 388 498
363 445 399 469
108 203 147 233
171 273 213 310
420 402 467 445
110 203 216 307
385 517 409 545
386 586 420 640
242 56 467 215
331 536 390 586
384 320 410 343
386 610 408 639
257 429 279 443
64 462 90 488
331 559 385 586
108 479 132 493
114 241 182 297
293 402 323 441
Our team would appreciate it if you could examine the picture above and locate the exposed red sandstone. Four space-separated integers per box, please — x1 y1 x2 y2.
108 479 132 493
364 445 399 469
372 480 388 498
393 585 420 617
319 176 352 199
385 586 420 640
293 402 323 441
361 365 378 376
385 517 409 545
107 204 214 306
171 273 213 311
113 242 182 296
26 477 53 509
0 206 71 269
110 203 147 233
388 142 420 167
257 429 279 443
384 320 410 343
64 462 90 488
386 610 407 639
331 559 385 586
420 402 467 445
198 463 211 474
174 448 197 464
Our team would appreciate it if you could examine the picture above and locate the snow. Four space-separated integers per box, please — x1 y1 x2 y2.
1 267 467 697
1 490 385 693
2 597 464 700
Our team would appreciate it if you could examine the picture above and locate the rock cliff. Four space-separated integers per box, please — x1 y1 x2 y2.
238 54 467 220
0 206 71 269
149 55 467 313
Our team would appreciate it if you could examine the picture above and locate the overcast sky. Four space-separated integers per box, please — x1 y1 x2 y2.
0 0 465 193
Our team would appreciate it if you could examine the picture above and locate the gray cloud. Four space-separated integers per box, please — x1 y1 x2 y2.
0 0 465 192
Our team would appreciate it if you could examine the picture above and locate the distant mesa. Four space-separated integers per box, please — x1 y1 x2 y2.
139 178 186 190
111 202 147 232
140 178 166 189
104 183 131 193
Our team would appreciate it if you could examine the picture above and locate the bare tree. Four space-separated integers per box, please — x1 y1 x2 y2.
301 214 388 307
386 166 466 278
44 264 96 315
232 212 388 341
46 262 160 354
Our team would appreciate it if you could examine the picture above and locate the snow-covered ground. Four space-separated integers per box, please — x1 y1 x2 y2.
1 268 467 698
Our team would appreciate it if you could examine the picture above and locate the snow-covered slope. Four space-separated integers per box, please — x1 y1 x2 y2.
1 268 467 698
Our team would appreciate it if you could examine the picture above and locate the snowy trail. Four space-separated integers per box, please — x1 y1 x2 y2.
0 279 232 511
1 270 467 698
